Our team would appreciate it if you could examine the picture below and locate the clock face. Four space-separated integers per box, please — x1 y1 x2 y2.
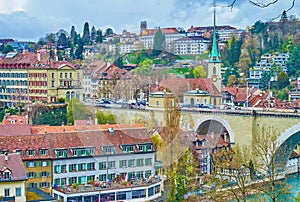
212 77 217 82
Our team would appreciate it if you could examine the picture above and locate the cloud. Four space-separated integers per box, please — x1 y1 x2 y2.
0 0 298 41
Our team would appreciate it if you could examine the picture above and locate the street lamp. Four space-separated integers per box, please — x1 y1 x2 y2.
246 79 249 110
267 79 271 111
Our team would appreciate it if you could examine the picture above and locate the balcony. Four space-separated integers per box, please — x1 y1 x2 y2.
57 85 82 89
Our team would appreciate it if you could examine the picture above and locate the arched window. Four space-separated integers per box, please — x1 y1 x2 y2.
213 66 216 75
190 98 194 106
156 100 159 106
66 92 70 101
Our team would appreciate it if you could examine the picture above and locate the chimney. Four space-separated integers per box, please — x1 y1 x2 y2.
5 153 8 161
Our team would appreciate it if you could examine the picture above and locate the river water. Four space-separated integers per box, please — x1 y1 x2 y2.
246 173 300 201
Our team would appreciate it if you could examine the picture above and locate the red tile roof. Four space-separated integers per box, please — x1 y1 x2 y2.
158 76 221 97
2 115 27 125
0 125 31 136
140 28 179 36
0 153 26 181
0 52 80 69
0 123 150 160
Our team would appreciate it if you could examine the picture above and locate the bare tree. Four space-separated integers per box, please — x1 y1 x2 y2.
252 126 292 202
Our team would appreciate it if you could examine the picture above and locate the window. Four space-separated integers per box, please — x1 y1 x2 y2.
26 149 35 156
52 73 55 79
119 160 127 168
51 81 54 87
138 144 152 152
40 171 49 177
128 159 135 167
78 163 86 171
40 161 49 167
54 178 60 186
156 101 159 106
27 161 35 168
145 170 152 178
65 73 67 79
136 159 144 167
69 164 77 172
70 73 72 78
15 187 21 197
40 182 50 188
87 162 95 170
55 149 67 158
27 172 35 178
54 165 60 173
4 188 9 197
3 171 10 180
99 162 107 170
108 161 115 169
132 189 146 199
122 145 134 153
145 158 152 166
28 183 37 188
61 165 67 173
99 174 106 182
69 177 77 185
102 146 115 154
60 73 62 78
136 171 143 179
61 178 66 185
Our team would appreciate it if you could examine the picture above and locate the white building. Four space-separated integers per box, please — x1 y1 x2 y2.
173 36 209 55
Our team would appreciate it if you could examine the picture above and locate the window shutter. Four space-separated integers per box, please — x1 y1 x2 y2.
39 172 42 177
69 178 72 185
33 150 36 156
119 160 123 167
34 173 36 178
78 164 82 171
69 165 72 172
39 161 42 167
26 150 29 156
26 162 29 168
78 177 81 184
47 161 50 166
33 162 36 167
87 163 91 170
47 182 50 188
46 150 49 155
64 150 67 158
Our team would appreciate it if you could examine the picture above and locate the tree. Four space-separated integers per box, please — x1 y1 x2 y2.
222 35 242 67
192 65 206 78
57 33 68 47
45 33 56 44
82 22 90 45
152 28 165 55
95 111 116 124
2 44 13 54
96 29 103 43
227 75 237 87
252 126 291 202
286 41 300 77
277 72 289 89
90 26 97 42
75 37 84 60
66 98 91 124
105 28 114 36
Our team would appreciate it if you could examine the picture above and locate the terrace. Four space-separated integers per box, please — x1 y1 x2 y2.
52 176 162 202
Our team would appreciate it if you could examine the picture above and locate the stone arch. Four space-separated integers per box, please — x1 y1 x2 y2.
194 116 235 143
273 123 300 164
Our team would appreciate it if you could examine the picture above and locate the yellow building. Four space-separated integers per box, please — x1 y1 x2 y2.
148 91 176 108
0 153 27 202
0 127 53 194
183 88 221 106
0 51 83 106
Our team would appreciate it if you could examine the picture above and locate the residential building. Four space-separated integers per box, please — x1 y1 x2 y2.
0 51 83 106
158 77 222 105
139 27 185 52
173 36 209 55
248 53 289 88
0 153 27 202
183 89 211 106
148 91 176 108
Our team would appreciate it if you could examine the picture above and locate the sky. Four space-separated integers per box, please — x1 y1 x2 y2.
0 0 299 41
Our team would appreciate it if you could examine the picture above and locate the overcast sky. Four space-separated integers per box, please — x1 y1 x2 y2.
0 0 298 41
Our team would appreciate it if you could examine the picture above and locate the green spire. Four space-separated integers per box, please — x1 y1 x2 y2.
209 2 220 63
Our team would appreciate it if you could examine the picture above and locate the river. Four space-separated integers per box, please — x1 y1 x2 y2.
246 173 300 201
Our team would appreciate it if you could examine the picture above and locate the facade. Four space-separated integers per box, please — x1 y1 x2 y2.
0 123 161 201
0 52 83 106
248 53 289 88
139 28 185 52
183 89 212 106
0 153 27 202
148 91 176 108
173 36 209 55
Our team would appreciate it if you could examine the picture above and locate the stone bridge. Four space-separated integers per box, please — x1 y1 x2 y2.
103 107 300 162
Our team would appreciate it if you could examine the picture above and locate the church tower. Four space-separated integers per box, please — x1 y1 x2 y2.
207 1 222 93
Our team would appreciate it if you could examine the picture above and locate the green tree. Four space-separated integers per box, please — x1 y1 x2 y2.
132 58 153 75
223 35 242 67
75 37 84 60
90 26 97 42
66 99 91 124
95 111 116 124
277 72 289 90
286 41 300 77
45 33 56 44
2 44 13 54
96 29 103 43
57 33 68 47
105 28 114 36
223 66 239 86
152 28 165 55
192 65 206 78
82 22 90 45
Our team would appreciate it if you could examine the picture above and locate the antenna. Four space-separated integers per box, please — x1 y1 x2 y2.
213 0 216 27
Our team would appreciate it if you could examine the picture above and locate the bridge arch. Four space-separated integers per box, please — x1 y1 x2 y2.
194 116 235 144
273 122 300 164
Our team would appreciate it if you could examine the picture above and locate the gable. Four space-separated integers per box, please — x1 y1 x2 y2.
58 64 74 70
